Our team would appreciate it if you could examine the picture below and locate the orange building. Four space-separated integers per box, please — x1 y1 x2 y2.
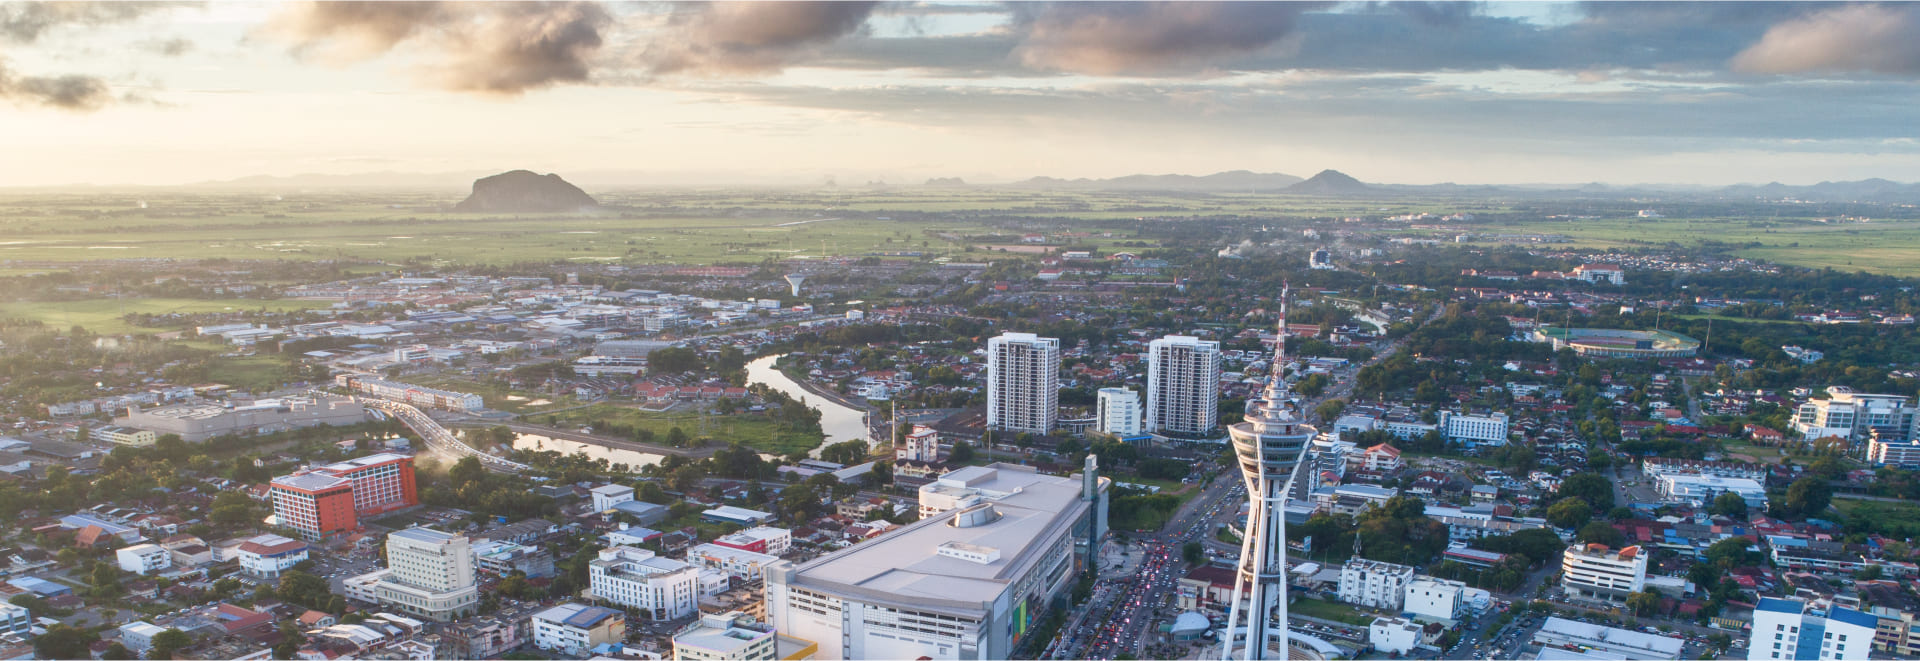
270 453 418 541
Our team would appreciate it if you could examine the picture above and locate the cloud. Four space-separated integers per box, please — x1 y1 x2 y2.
0 1 182 44
0 59 111 110
1010 2 1329 75
140 37 193 57
1731 4 1920 75
639 1 880 76
262 1 611 94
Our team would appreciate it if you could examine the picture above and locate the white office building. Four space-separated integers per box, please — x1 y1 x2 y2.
1535 617 1683 659
116 543 172 575
1403 577 1467 623
673 611 779 661
0 603 27 635
371 527 479 621
532 603 626 656
1560 544 1647 604
1749 597 1877 661
1338 559 1414 611
1369 616 1425 655
1440 411 1509 446
591 484 636 512
1793 389 1915 441
985 333 1059 434
1869 437 1920 469
767 462 1108 660
688 543 780 582
1146 335 1222 435
1653 474 1769 507
1095 388 1142 437
589 546 700 620
898 425 940 463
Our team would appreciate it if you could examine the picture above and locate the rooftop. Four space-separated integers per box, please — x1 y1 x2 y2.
535 603 622 629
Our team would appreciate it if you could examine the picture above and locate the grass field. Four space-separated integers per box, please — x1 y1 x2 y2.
536 403 824 455
205 355 294 392
0 297 335 334
1456 216 1920 276
1834 498 1920 537
1290 597 1374 626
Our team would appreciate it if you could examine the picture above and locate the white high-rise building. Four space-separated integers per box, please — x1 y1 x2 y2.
589 546 700 621
1440 411 1509 446
373 527 479 621
1560 544 1647 605
1749 597 1876 661
1337 559 1413 611
1222 285 1315 661
1096 388 1142 437
1147 335 1222 435
1793 389 1916 441
986 333 1059 435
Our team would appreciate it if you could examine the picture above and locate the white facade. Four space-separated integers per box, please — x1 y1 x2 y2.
1146 336 1222 435
1369 616 1423 655
235 534 310 578
532 603 626 656
688 543 779 582
118 622 168 655
1560 544 1648 604
1338 559 1413 611
116 543 172 575
0 603 28 636
1794 390 1915 441
591 484 636 512
674 611 777 661
1749 597 1876 661
1404 578 1467 622
374 527 479 621
1869 437 1920 468
985 333 1060 434
1095 388 1142 437
898 425 940 463
1654 474 1769 507
1440 411 1509 445
589 546 700 621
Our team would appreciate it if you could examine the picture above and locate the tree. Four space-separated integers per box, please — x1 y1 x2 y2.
1546 498 1593 530
101 643 136 660
1710 492 1748 518
1559 473 1615 511
1314 398 1347 422
450 455 487 488
949 441 976 464
819 439 869 465
1183 541 1204 565
1627 590 1663 617
1782 477 1832 519
35 625 96 660
1703 537 1759 568
150 628 192 660
1576 521 1625 547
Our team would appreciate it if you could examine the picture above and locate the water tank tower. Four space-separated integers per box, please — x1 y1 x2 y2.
784 273 807 297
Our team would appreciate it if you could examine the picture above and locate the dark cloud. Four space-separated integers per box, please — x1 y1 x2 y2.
1732 4 1920 75
141 37 193 57
0 59 111 110
0 1 182 44
263 1 611 95
1010 2 1330 74
639 1 880 76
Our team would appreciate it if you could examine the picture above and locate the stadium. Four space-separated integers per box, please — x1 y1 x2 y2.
1530 326 1701 358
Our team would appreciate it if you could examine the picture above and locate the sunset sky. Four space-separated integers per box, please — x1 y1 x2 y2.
2 1 1919 187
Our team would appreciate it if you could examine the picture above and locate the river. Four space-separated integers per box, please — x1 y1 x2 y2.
509 433 666 471
745 354 873 454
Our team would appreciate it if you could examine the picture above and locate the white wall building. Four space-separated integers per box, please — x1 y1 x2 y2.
1369 616 1424 655
118 622 169 655
1653 474 1769 507
1095 388 1142 437
0 603 28 636
1440 411 1509 446
591 484 636 512
1793 390 1916 441
673 611 778 661
1146 336 1222 435
532 603 627 656
1749 596 1876 661
373 527 479 621
985 333 1060 434
1403 578 1467 623
235 534 310 578
688 543 779 582
589 546 700 621
116 543 172 575
898 425 940 463
1338 559 1414 611
1561 544 1648 604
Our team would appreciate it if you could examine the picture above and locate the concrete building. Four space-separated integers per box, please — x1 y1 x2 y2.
472 540 556 579
1369 616 1425 655
531 603 626 656
1146 335 1221 435
1749 597 1878 661
589 546 701 621
1653 474 1769 507
1095 388 1142 438
271 453 417 541
116 543 171 575
1534 617 1682 659
897 425 940 463
690 543 780 582
0 603 28 636
118 622 169 656
1572 264 1626 285
118 396 365 442
712 527 793 557
591 484 636 512
92 425 158 448
1337 559 1414 611
371 527 479 621
765 461 1107 660
1794 390 1916 441
1440 411 1509 446
985 333 1059 434
672 610 819 661
1404 577 1467 623
234 534 309 578
1869 437 1920 469
1561 544 1647 605
336 375 485 412
1359 444 1403 473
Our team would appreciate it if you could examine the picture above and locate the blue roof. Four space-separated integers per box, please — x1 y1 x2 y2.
563 606 620 629
1756 597 1805 615
612 500 666 515
1830 607 1880 629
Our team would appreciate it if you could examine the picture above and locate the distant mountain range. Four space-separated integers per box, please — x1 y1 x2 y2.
1011 170 1304 191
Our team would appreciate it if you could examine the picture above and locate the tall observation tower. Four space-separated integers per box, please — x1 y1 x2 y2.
1222 284 1316 661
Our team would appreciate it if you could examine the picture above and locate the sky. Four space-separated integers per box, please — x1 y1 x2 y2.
2 0 1919 188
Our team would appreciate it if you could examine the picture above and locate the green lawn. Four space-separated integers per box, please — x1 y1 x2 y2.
0 298 334 335
536 403 825 455
1289 597 1375 626
205 355 295 392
